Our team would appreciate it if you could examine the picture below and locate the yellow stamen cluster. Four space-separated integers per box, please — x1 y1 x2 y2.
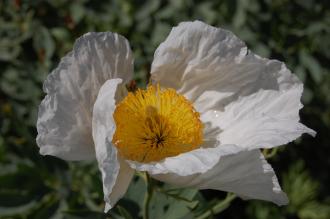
112 84 203 163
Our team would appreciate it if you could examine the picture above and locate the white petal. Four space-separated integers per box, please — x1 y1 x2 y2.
151 20 314 153
151 21 301 114
153 150 288 206
92 79 134 211
104 157 135 212
37 32 133 160
127 144 241 176
202 85 316 150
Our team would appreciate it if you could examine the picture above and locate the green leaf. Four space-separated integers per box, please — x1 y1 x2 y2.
299 201 330 219
283 161 319 209
299 49 323 83
63 209 107 219
33 25 55 61
70 3 85 24
117 205 134 219
150 187 199 219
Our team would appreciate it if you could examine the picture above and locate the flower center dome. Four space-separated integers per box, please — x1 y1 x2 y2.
112 84 203 162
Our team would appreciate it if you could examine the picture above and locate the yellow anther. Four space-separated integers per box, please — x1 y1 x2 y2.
112 84 203 162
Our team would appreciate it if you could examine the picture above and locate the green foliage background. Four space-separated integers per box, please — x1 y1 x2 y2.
0 0 329 218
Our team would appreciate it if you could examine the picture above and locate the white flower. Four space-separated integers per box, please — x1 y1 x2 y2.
36 21 316 212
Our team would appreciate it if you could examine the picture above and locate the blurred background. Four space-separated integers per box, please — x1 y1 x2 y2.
0 0 329 218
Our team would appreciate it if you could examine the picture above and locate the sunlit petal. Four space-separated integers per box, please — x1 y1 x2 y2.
37 32 133 160
92 79 135 211
153 150 288 206
201 85 316 150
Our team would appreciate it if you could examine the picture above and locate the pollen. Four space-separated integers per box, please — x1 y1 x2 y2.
112 84 203 163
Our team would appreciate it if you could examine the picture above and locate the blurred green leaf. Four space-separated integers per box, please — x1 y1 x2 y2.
299 49 323 83
149 187 199 219
33 25 55 62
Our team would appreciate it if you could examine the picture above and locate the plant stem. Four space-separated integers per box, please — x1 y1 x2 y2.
196 193 236 219
143 172 153 219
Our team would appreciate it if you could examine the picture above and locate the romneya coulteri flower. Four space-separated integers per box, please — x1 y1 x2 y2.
36 21 316 211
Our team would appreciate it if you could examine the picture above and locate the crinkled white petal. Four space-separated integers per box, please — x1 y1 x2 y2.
127 144 241 176
201 85 316 151
153 150 288 206
92 79 134 212
151 20 302 114
104 157 135 212
36 31 133 160
151 20 315 152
